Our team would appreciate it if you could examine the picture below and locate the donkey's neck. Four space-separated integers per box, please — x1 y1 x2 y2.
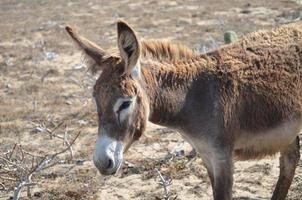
141 58 208 127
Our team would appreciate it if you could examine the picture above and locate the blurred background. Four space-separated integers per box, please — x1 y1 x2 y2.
0 0 302 199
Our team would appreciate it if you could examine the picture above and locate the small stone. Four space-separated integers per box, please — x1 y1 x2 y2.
241 9 252 14
4 57 13 66
34 191 43 197
76 159 86 165
224 31 238 44
43 51 59 61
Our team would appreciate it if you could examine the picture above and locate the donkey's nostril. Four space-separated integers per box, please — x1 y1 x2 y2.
107 158 113 169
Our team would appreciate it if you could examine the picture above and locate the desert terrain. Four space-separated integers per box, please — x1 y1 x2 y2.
1 0 302 199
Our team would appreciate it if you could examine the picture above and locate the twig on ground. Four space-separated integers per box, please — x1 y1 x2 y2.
31 121 65 140
0 182 6 190
63 126 74 159
0 176 18 182
155 168 176 200
8 144 17 160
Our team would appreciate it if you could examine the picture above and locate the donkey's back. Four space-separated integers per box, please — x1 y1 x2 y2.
211 22 302 158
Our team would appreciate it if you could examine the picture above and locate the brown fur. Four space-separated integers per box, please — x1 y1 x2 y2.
141 22 302 147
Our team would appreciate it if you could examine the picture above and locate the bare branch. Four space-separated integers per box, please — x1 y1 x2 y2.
13 182 37 200
1 131 81 200
0 182 6 190
0 156 26 171
155 168 173 200
0 176 18 182
51 131 80 158
8 143 17 160
63 127 74 159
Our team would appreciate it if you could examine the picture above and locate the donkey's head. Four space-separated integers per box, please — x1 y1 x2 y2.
66 21 149 175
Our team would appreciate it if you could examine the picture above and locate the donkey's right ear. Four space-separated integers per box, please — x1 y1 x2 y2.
117 21 141 76
65 26 113 73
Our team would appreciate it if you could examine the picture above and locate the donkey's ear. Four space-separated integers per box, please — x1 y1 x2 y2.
65 26 112 73
117 20 141 75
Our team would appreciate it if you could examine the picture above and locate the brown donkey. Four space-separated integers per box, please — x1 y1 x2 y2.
66 21 302 200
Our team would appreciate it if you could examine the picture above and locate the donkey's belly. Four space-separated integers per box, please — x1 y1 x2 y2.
234 118 302 160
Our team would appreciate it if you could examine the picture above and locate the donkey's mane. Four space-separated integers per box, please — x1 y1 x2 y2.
141 39 198 62
86 39 198 73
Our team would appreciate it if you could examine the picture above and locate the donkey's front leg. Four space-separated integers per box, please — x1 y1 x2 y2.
201 149 234 200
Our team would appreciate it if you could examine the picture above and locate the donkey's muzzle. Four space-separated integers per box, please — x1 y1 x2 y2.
93 134 124 175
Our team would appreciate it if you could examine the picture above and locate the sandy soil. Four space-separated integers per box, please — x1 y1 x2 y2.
1 0 302 199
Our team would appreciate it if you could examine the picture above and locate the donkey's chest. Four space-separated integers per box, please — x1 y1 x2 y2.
234 119 302 160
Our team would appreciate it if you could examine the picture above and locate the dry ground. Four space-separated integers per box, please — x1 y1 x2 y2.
1 0 302 199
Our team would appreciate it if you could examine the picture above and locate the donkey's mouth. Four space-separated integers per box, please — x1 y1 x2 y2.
94 159 123 176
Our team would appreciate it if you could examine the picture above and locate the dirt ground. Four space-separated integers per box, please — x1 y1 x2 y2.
1 0 302 199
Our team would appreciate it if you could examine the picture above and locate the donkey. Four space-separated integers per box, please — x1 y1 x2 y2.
66 20 302 200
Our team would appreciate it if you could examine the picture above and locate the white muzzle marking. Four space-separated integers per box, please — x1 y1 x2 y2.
93 134 124 175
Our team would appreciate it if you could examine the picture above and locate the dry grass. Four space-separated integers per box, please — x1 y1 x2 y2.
1 0 302 199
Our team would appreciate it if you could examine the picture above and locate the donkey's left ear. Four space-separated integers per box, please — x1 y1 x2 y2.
117 20 141 76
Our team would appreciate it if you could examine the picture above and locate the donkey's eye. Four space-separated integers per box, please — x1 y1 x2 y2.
118 101 132 112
